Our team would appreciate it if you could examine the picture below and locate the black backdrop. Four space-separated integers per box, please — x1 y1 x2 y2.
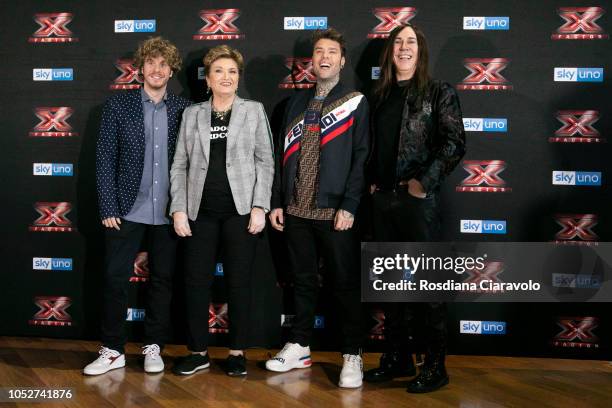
1 0 610 359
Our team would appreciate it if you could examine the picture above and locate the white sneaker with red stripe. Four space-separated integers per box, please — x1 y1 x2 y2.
83 347 125 375
265 343 312 372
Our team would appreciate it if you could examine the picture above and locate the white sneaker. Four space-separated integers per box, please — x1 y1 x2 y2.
83 347 126 375
142 344 164 373
338 354 363 388
265 342 312 372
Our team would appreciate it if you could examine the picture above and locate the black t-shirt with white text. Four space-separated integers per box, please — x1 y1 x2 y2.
199 111 238 215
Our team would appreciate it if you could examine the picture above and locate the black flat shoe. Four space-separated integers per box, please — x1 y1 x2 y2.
226 354 247 376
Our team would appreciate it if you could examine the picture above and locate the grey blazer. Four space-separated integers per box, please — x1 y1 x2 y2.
169 96 274 219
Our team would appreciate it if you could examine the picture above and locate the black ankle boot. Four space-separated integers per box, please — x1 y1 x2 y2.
406 348 449 393
364 351 416 383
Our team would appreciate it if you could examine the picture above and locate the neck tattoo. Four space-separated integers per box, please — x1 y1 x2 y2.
315 75 340 98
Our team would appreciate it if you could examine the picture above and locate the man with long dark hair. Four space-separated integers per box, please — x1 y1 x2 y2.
365 23 466 393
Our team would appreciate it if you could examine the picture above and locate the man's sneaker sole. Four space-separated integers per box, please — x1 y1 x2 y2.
265 356 312 373
338 378 363 388
83 359 126 376
172 362 210 375
144 364 165 374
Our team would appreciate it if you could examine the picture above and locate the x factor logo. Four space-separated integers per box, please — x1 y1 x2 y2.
457 58 512 90
29 202 74 232
109 59 142 90
456 160 512 192
369 308 385 340
29 107 77 137
550 110 602 143
193 9 245 40
554 214 598 245
367 7 418 38
552 317 599 348
552 7 609 40
29 13 78 43
463 261 505 293
129 252 149 282
28 296 73 326
279 57 316 89
209 303 229 333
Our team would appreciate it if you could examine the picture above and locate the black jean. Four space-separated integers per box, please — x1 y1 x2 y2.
285 214 363 355
183 211 257 351
371 190 447 352
101 220 178 354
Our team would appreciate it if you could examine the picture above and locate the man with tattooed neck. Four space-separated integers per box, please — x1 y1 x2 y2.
266 28 370 388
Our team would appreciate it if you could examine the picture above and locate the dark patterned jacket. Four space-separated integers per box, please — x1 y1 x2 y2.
271 82 370 215
96 90 191 220
372 79 466 194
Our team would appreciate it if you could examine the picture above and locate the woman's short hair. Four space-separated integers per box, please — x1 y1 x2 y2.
203 45 244 76
134 36 182 73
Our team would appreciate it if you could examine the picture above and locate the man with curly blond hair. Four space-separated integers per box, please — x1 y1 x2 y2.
85 37 191 375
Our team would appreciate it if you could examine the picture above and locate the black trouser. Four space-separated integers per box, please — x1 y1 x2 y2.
371 190 447 353
101 220 178 354
183 211 257 352
285 214 362 355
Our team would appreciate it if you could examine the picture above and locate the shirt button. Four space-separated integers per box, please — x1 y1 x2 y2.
155 145 159 148
154 198 157 202
154 181 158 184
155 163 159 166
155 127 159 130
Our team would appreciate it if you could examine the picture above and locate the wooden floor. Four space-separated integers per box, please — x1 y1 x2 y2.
0 337 611 407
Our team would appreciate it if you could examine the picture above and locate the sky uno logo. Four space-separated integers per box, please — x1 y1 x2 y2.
463 118 507 132
371 67 381 80
284 17 327 30
126 308 145 321
114 20 156 33
33 68 73 81
552 273 602 289
554 67 604 82
463 17 510 30
281 314 325 328
33 163 73 176
460 219 507 234
32 257 72 271
215 262 224 276
460 320 506 335
552 171 602 186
